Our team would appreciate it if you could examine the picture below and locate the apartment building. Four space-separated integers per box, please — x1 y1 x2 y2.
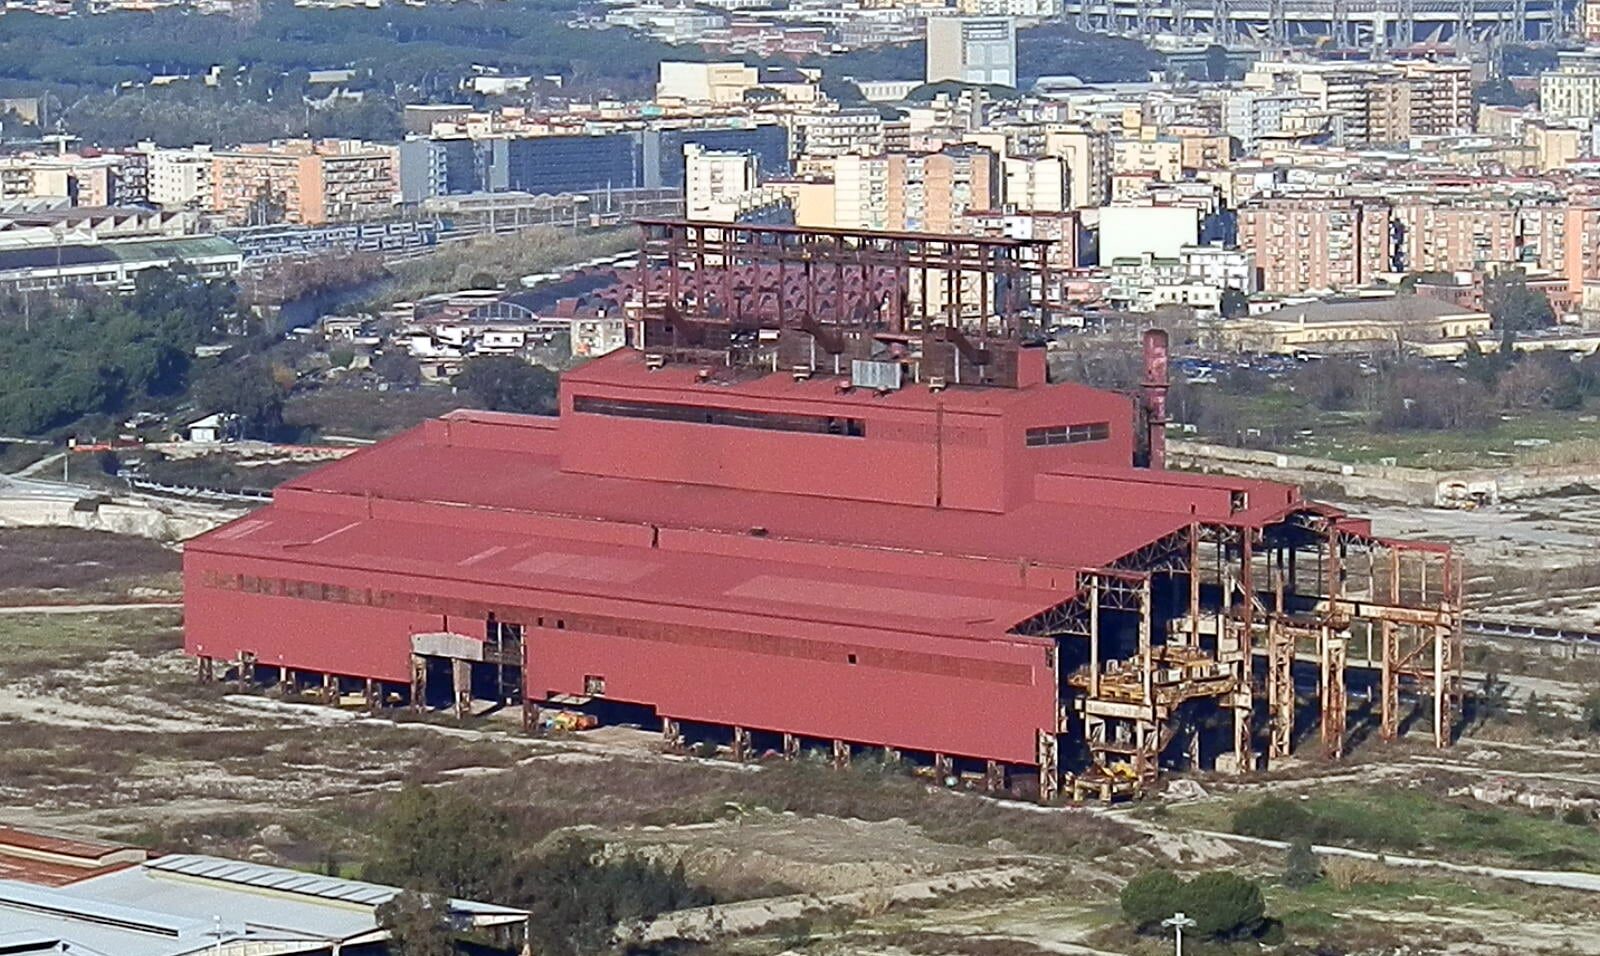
0 153 146 207
958 208 1080 271
1246 59 1473 147
684 143 759 219
797 109 891 158
1237 195 1391 293
1540 49 1600 120
1390 198 1518 274
1169 124 1232 171
1403 61 1474 137
142 144 213 209
1043 124 1110 208
211 140 396 226
1001 155 1067 212
1112 135 1183 182
832 147 996 233
1564 199 1600 293
1220 89 1318 152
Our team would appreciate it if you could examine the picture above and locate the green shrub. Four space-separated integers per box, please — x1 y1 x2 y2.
1121 869 1269 941
1232 796 1313 841
1183 871 1266 939
1119 870 1184 931
1283 837 1321 887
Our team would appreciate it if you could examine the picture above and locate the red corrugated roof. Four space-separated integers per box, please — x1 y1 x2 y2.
268 427 1193 575
190 506 1064 643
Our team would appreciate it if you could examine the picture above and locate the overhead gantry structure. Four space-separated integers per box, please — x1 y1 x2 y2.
1015 512 1463 801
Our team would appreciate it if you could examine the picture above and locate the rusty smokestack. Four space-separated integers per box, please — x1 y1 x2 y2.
1141 328 1169 470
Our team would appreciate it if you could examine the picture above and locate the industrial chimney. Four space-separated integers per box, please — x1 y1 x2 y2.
1141 328 1169 470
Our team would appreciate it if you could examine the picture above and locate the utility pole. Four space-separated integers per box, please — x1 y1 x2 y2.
1163 912 1196 956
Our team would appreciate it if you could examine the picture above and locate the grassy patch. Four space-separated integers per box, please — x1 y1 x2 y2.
1189 385 1600 471
0 609 182 676
1212 786 1600 871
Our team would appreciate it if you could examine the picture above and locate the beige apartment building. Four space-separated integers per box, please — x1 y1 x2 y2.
211 140 397 226
832 147 996 233
1237 195 1391 293
1390 199 1519 274
1246 59 1473 147
1043 124 1109 209
1540 49 1600 120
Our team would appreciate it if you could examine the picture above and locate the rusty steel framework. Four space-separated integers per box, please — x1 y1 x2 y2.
634 219 1055 388
1016 515 1464 801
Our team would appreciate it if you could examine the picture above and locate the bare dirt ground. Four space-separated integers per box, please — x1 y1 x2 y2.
1353 493 1600 627
0 526 180 604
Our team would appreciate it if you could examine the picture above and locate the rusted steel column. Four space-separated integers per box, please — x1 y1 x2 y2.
662 717 684 753
782 733 799 760
409 655 426 712
1037 731 1059 803
984 760 1006 793
832 739 851 769
732 726 752 762
1380 620 1399 741
1320 625 1347 760
197 656 214 684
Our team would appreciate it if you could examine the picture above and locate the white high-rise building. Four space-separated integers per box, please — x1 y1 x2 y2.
925 17 1017 88
140 144 212 210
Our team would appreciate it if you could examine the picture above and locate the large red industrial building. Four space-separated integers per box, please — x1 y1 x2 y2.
184 221 1464 799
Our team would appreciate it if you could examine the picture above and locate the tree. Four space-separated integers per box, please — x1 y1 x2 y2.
376 890 456 956
452 356 558 415
192 358 289 438
1218 288 1249 319
1119 870 1184 932
1283 838 1321 888
373 350 422 387
517 838 714 956
1486 271 1555 331
363 785 514 903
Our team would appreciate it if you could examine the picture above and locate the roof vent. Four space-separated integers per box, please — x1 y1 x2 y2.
928 376 947 393
644 353 666 370
792 365 813 382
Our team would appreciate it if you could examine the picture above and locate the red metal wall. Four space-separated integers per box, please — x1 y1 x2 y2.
184 550 1059 765
559 376 1134 514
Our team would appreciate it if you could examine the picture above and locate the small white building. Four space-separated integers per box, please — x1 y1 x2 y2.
185 413 241 444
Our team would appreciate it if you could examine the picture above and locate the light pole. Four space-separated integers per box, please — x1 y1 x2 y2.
1163 912 1196 956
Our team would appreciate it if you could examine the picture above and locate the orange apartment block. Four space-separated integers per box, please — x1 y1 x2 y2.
1237 195 1391 294
1390 199 1519 274
210 140 397 226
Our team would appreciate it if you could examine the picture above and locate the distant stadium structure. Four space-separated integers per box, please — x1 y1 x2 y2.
1064 0 1579 47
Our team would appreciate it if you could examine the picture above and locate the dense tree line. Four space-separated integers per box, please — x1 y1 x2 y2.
0 270 236 435
0 3 1167 146
0 0 685 143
